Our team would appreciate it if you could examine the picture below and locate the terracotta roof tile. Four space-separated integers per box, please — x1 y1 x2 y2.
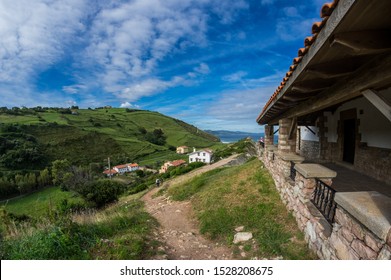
289 64 297 71
298 47 309 57
321 3 334 18
293 57 302 64
171 159 186 167
304 35 317 47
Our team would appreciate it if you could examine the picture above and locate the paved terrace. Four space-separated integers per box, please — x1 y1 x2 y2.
323 163 391 198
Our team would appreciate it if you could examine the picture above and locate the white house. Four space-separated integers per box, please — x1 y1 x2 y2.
189 149 213 164
113 163 139 174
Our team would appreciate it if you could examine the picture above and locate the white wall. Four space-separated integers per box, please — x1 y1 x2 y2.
324 94 391 149
300 126 319 141
189 151 212 163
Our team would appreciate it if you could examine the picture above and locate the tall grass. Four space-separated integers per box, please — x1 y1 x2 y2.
0 198 159 260
168 160 315 259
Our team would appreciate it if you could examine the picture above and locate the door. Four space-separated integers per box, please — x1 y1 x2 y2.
343 119 356 164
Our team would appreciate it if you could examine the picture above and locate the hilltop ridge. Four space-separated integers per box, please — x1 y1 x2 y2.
0 107 220 171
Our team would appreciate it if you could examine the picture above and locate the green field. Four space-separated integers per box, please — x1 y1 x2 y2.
0 108 220 170
0 187 84 218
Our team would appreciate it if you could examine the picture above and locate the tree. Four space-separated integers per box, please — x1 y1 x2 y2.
52 160 71 190
75 179 124 208
144 128 166 145
37 168 51 187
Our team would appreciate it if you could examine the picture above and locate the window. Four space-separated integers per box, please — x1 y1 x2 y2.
203 159 205 162
197 152 200 156
203 153 205 156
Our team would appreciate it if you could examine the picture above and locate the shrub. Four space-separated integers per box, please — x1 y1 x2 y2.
76 180 124 208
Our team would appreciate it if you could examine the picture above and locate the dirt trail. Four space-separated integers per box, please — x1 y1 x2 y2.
142 155 239 260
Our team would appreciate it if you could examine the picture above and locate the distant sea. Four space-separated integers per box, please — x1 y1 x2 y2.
205 130 263 143
205 130 279 143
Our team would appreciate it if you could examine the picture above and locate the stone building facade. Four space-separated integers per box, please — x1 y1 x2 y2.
256 0 391 259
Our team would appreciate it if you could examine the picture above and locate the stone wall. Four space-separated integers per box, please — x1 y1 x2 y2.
261 151 391 259
299 140 320 160
354 145 391 185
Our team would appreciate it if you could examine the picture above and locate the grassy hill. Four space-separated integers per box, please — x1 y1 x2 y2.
0 108 220 171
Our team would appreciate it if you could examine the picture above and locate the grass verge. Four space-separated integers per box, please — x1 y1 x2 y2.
0 194 159 260
167 159 316 260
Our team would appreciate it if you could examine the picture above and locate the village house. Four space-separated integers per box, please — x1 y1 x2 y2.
256 0 391 259
189 148 213 164
112 163 139 174
176 146 189 154
103 169 118 177
159 159 187 174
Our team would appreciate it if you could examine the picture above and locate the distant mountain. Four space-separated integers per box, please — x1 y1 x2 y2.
205 130 263 143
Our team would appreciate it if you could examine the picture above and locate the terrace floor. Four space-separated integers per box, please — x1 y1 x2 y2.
323 163 391 198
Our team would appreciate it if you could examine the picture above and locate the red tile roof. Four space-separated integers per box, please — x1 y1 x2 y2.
258 0 339 122
171 159 186 167
114 164 128 169
129 163 138 167
103 169 118 175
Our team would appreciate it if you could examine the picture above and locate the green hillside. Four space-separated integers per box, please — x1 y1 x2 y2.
0 107 220 171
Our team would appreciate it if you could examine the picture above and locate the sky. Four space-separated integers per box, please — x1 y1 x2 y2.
0 0 326 133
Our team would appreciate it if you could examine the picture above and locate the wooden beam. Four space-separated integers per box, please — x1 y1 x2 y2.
305 57 364 79
362 89 391 122
305 126 316 135
331 30 391 55
288 118 297 140
268 53 391 124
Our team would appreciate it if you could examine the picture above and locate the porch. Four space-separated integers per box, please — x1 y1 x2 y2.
323 163 391 198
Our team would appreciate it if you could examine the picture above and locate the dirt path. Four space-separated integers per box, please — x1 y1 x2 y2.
142 155 239 260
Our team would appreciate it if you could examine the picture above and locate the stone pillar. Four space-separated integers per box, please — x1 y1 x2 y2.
278 118 297 154
264 125 274 148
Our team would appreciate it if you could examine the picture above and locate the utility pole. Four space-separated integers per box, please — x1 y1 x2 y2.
108 157 112 180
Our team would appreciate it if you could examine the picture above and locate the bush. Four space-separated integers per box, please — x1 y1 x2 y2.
76 180 124 208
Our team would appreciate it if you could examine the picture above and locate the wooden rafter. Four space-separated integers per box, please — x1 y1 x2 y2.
268 53 391 124
305 57 364 79
330 30 391 55
288 117 297 140
362 89 391 122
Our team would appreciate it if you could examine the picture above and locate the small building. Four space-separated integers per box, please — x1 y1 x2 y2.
176 146 189 154
103 169 118 177
189 149 213 164
159 159 187 173
128 163 139 172
113 163 139 174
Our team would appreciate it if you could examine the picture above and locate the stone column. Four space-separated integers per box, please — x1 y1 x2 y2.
278 118 297 154
264 125 274 148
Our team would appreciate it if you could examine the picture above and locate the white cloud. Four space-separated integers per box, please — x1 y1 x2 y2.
0 0 88 83
117 77 184 102
194 63 210 75
276 17 316 42
62 84 87 94
84 1 210 95
222 71 248 82
120 102 140 109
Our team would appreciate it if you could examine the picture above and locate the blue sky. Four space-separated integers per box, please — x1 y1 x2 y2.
0 0 325 132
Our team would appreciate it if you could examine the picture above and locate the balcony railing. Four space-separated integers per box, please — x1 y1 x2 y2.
290 161 296 181
311 179 337 224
